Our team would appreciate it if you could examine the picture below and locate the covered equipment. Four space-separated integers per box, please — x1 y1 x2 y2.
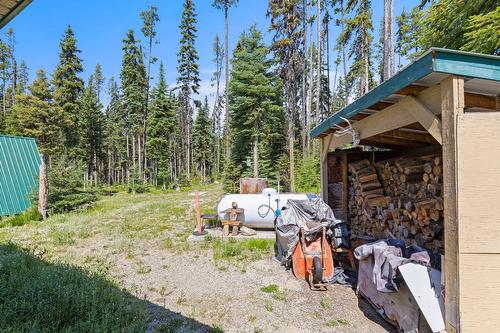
275 198 345 289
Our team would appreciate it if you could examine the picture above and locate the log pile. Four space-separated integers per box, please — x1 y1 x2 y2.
348 155 444 252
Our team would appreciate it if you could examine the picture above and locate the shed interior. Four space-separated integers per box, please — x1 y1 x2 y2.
312 48 500 332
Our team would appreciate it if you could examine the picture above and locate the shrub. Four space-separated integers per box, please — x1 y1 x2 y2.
48 158 97 214
0 206 42 228
296 156 320 194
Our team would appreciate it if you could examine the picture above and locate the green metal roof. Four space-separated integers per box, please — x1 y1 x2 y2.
0 135 41 216
311 48 500 138
0 0 32 29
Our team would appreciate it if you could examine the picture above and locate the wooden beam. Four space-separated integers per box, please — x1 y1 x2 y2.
379 128 437 143
441 75 464 333
361 135 428 148
324 96 420 152
395 84 498 111
406 96 443 144
321 132 334 164
464 92 498 111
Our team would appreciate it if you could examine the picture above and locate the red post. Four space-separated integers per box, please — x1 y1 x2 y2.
195 191 202 235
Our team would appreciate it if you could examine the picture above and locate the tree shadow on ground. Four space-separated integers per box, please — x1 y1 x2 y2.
357 296 398 333
0 243 217 333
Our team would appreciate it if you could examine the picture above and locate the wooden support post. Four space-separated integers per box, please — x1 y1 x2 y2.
441 75 464 333
320 135 329 202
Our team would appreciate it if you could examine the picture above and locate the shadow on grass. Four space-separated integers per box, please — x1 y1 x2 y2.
0 243 217 333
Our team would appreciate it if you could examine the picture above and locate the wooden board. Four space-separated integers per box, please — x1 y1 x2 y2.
457 112 500 253
441 75 464 333
459 253 500 332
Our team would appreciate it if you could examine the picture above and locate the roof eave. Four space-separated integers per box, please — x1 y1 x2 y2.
0 0 32 30
311 48 500 139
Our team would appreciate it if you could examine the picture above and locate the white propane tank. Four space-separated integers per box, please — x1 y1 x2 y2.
217 188 316 229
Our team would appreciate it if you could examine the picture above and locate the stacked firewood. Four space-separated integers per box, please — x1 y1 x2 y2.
348 155 444 252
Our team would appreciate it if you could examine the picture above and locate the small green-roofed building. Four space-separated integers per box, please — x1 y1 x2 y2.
0 135 41 216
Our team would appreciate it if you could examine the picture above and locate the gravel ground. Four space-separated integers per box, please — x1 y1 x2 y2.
106 240 396 333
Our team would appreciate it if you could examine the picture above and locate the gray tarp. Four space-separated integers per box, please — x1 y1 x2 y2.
275 198 342 264
354 239 431 292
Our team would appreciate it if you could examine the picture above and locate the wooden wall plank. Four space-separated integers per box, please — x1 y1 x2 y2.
459 253 500 332
441 75 464 333
457 112 500 253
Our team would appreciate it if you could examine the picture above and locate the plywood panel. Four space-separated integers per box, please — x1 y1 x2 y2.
459 253 500 332
457 112 500 253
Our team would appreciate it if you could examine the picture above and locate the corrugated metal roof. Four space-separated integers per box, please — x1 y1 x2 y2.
0 135 41 216
311 48 500 138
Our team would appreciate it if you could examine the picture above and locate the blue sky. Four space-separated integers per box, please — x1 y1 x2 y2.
3 0 420 106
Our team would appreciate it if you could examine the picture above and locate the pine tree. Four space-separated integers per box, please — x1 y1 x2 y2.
461 5 499 55
0 39 10 131
177 0 200 178
120 29 147 183
5 28 16 111
147 62 176 186
104 77 126 185
93 63 104 105
396 6 424 64
227 25 286 187
268 0 305 192
420 0 497 54
16 60 28 95
52 25 84 155
192 97 214 182
7 69 65 161
80 74 105 186
344 0 374 97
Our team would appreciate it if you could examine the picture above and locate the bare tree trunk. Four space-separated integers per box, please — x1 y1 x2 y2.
93 152 98 186
301 0 308 155
383 0 389 81
38 155 48 220
126 133 130 184
253 135 259 178
289 89 296 192
364 31 369 94
389 0 395 77
332 48 340 98
315 0 321 125
324 12 330 115
340 0 347 106
138 134 142 179
132 135 136 170
224 6 230 157
107 149 111 185
307 0 314 154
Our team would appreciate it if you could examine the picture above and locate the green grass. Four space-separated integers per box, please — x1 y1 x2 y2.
0 242 149 332
326 318 350 327
260 283 287 301
210 238 275 262
320 297 331 309
0 185 225 332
